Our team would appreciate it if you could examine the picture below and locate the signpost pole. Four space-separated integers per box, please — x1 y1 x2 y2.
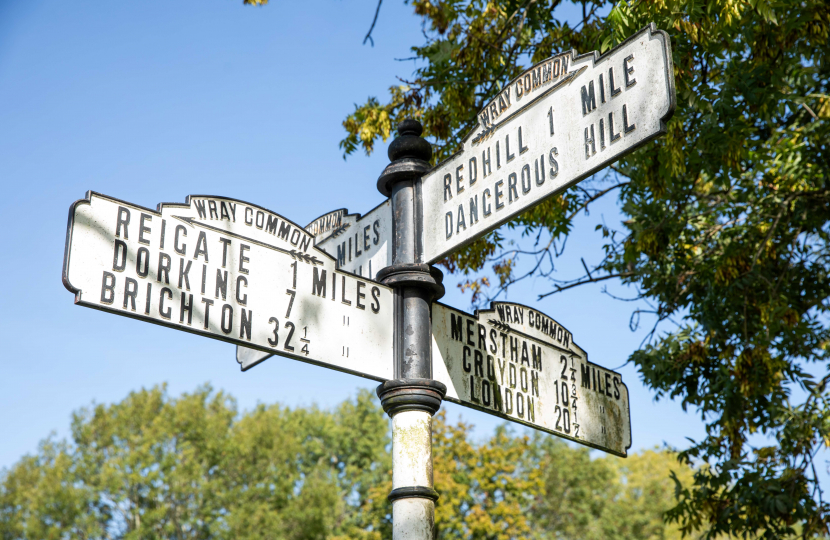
375 120 446 540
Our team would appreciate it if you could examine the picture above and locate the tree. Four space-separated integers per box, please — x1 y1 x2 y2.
338 0 830 537
1 386 695 539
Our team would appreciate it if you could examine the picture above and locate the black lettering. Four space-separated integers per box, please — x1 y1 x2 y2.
180 293 193 324
174 225 187 255
355 280 367 310
115 206 130 239
100 271 116 303
193 232 208 261
208 201 219 220
215 270 228 300
469 157 477 185
312 267 327 297
581 364 591 388
178 258 192 290
278 221 291 241
337 242 346 267
613 376 621 400
194 200 207 219
240 309 252 340
518 126 528 154
159 287 172 319
221 304 233 334
112 240 127 272
136 247 150 278
623 104 636 133
444 173 453 201
549 147 559 177
521 164 531 194
373 220 380 244
495 180 504 209
477 324 486 350
201 298 214 329
445 211 453 239
474 350 484 377
463 346 472 372
505 134 515 162
371 286 381 313
267 316 278 346
581 80 596 115
532 344 542 371
451 313 463 341
123 277 138 310
236 275 248 305
507 172 519 203
218 238 231 267
238 244 250 274
482 147 491 176
341 275 351 305
489 329 498 353
138 213 152 245
363 226 371 251
466 319 475 346
354 232 362 256
605 373 612 397
483 189 492 216
585 125 596 158
157 253 171 284
624 54 636 87
609 67 621 96
609 112 621 142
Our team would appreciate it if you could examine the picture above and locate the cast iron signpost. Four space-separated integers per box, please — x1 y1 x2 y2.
63 24 673 540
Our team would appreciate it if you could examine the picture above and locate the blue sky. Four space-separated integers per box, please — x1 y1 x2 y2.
0 0 793 483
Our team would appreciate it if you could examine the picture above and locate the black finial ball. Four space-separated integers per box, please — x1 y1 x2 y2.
397 119 423 137
388 118 432 163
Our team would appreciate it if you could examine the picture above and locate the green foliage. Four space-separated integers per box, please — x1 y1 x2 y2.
340 0 830 537
1 387 693 539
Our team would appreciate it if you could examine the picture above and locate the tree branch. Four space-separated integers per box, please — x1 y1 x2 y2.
363 0 383 47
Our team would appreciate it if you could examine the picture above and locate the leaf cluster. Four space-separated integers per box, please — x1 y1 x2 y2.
340 0 830 536
1 386 695 540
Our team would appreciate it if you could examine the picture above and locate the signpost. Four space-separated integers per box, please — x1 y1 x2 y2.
306 202 393 281
63 24 674 540
419 24 674 263
63 192 395 380
432 301 631 456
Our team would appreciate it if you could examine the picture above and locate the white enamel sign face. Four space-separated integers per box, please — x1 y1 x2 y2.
306 201 393 281
63 192 395 380
236 202 394 369
420 24 675 263
432 302 632 456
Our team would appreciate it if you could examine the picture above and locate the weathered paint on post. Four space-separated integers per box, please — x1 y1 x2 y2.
392 411 434 489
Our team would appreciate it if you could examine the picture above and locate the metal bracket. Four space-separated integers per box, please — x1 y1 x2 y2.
377 378 447 417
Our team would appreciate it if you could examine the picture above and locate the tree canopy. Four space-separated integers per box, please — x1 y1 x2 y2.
1 386 693 540
335 0 830 537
